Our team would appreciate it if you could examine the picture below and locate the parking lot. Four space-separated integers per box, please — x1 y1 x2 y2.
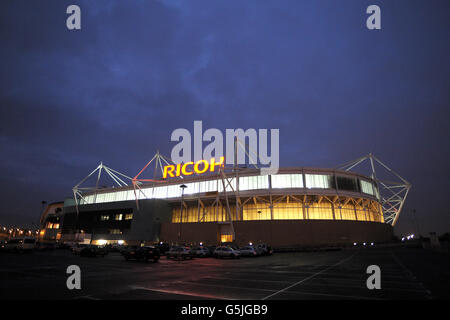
0 246 448 300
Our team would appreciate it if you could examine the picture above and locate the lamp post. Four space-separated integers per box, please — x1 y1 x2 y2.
179 184 187 244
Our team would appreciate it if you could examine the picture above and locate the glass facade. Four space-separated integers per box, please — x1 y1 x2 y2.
239 175 269 191
79 172 381 222
306 202 334 220
73 168 385 226
171 197 384 223
243 203 271 221
305 174 331 189
272 202 303 220
360 179 375 196
271 174 303 189
172 204 238 223
335 203 357 220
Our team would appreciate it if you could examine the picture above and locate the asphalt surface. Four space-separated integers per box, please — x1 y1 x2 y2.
0 246 448 300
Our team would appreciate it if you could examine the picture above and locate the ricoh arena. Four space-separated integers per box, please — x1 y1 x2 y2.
41 153 411 249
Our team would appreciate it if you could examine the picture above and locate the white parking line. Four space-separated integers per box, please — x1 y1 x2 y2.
391 252 432 297
128 285 232 300
72 295 101 300
261 253 356 300
178 280 381 300
203 275 427 293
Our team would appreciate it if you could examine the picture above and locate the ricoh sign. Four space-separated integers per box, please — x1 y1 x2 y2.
163 157 225 178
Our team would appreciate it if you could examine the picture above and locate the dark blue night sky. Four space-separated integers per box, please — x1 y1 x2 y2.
0 1 448 235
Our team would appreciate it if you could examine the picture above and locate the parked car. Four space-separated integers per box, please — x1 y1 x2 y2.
213 246 240 259
106 244 123 252
72 243 89 255
166 246 194 260
5 237 36 252
80 245 108 257
256 243 273 256
192 246 210 257
123 246 160 262
207 246 217 254
120 245 139 255
36 242 57 251
56 242 71 250
156 242 170 255
239 246 259 257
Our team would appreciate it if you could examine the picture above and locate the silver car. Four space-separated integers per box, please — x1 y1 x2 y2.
213 246 240 259
166 246 194 260
239 246 258 257
193 247 210 257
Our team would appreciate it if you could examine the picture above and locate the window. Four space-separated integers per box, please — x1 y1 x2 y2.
271 174 303 189
219 177 237 192
109 229 122 234
305 174 331 189
239 175 268 191
334 203 357 221
336 176 358 192
127 190 137 201
96 193 106 203
199 180 218 193
272 202 303 220
124 213 133 220
104 192 116 202
355 204 369 221
166 185 181 198
306 202 333 220
220 234 233 243
100 215 110 221
115 214 123 221
242 203 271 221
115 191 128 201
360 180 375 195
153 186 167 199
184 182 199 195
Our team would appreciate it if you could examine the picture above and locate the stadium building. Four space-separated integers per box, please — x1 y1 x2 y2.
57 153 411 248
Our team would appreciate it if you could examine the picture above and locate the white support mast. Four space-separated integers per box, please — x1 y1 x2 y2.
72 162 134 216
336 154 411 226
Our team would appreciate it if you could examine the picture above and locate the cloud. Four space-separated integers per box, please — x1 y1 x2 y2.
0 0 449 234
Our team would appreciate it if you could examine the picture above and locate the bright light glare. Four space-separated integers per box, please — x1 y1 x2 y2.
118 240 124 245
98 239 107 245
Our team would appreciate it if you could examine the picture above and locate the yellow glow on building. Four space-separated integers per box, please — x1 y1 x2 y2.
171 197 384 223
220 234 233 243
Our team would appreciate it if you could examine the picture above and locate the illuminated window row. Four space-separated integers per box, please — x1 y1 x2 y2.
172 201 384 223
81 173 377 204
46 222 60 229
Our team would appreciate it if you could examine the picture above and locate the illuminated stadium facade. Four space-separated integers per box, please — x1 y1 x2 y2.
58 153 410 248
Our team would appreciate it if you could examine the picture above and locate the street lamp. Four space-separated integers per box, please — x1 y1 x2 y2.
179 184 187 244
